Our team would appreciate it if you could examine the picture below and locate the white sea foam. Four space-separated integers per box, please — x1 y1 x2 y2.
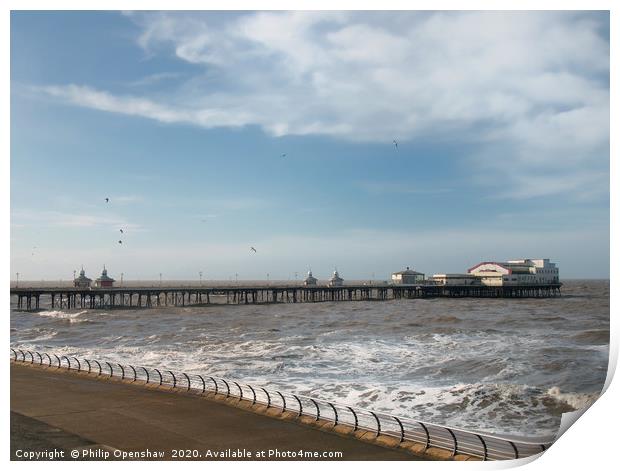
38 310 88 323
546 387 598 410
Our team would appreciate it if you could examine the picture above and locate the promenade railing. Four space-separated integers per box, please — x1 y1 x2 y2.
10 348 552 461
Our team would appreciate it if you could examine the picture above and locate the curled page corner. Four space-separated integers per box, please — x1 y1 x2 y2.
556 408 588 439
555 350 615 441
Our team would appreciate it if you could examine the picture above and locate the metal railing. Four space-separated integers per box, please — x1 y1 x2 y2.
10 348 551 460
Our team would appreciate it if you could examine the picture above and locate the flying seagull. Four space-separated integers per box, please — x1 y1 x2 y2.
118 240 123 244
120 229 124 234
105 197 110 203
250 247 257 253
281 153 287 158
393 140 398 149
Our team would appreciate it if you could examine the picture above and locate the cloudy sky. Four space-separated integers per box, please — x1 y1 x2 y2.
11 11 609 280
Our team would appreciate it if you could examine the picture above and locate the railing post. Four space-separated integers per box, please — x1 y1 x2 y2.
475 434 487 461
310 398 320 421
260 387 271 408
234 382 243 401
276 391 286 412
182 373 191 391
446 427 458 457
370 411 381 437
168 370 177 388
419 422 430 452
222 379 230 398
247 385 257 405
197 375 206 393
346 406 358 431
510 441 519 459
154 368 163 386
209 377 218 395
293 394 303 417
327 402 338 425
393 416 404 443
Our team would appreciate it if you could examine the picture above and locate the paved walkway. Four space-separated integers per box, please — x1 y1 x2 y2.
10 364 419 461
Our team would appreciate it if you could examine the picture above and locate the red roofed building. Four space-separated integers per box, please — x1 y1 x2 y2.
94 266 115 288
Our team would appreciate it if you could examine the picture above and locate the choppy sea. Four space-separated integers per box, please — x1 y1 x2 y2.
10 280 609 439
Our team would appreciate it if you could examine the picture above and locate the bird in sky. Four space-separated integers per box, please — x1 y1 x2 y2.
250 247 257 253
105 197 110 203
120 229 124 234
393 140 398 149
118 240 123 244
281 153 287 158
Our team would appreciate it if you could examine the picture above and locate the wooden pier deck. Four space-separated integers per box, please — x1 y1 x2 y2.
10 283 562 311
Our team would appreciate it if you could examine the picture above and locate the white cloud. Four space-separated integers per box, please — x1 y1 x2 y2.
35 11 609 200
127 72 184 87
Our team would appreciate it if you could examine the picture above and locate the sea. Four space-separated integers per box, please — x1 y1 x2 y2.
10 279 609 439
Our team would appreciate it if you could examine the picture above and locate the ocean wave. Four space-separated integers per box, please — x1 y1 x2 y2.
38 310 88 323
571 330 609 345
546 387 598 410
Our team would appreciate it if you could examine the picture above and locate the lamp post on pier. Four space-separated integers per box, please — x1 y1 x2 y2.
16 272 19 288
199 271 203 287
159 273 162 287
121 273 124 287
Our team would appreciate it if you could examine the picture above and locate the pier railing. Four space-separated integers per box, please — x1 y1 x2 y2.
10 348 552 461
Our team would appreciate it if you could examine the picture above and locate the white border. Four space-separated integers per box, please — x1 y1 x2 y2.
3 2 616 470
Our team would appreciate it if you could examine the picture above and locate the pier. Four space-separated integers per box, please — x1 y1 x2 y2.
10 283 562 311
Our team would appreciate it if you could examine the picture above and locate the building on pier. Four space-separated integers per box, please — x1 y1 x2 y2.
303 270 318 286
391 267 425 284
328 270 344 287
94 266 115 288
74 267 92 288
431 273 480 286
468 258 559 286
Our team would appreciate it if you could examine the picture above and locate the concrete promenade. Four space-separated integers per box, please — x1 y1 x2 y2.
10 363 420 461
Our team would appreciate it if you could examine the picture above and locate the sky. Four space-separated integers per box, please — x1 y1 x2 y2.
10 10 610 280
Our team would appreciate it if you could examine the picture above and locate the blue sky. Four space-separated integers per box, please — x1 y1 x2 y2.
10 11 609 280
